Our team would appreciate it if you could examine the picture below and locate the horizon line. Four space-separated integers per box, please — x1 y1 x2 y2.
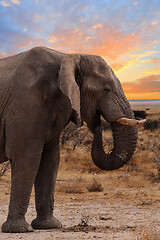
129 99 160 101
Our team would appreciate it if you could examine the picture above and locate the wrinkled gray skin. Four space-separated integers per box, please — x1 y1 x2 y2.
0 47 137 233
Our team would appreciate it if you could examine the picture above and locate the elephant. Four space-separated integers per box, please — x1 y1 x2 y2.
0 46 142 233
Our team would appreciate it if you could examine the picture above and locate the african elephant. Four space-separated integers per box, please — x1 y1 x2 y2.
0 46 141 233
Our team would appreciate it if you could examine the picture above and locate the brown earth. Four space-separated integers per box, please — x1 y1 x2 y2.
0 105 160 240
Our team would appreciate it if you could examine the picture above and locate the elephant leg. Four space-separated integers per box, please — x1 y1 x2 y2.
2 145 43 233
31 139 62 229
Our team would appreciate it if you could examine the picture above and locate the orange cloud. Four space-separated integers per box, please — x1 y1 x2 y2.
0 0 20 6
130 51 158 59
110 62 128 71
0 51 6 59
112 60 139 73
122 75 160 99
125 92 160 100
92 24 103 29
14 41 33 51
148 40 160 46
11 0 20 4
90 32 139 60
152 20 158 26
48 36 57 43
149 57 160 64
110 51 159 73
48 25 140 62
122 75 160 94
0 1 11 6
146 59 160 74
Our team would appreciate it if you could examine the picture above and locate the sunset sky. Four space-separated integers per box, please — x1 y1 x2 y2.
0 0 160 99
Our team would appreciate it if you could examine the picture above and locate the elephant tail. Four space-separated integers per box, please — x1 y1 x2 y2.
0 118 8 164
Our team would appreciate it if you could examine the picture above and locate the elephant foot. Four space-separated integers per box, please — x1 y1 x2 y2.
31 216 62 230
2 218 33 233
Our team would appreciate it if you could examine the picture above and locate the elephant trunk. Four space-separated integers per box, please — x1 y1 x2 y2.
91 123 137 170
91 86 138 171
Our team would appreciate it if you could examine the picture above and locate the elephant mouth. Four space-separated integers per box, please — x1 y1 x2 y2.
116 117 146 126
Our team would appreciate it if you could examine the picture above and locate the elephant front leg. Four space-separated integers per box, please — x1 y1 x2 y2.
1 148 42 233
31 139 62 230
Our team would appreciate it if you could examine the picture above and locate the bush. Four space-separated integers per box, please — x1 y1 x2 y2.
87 178 103 192
133 110 148 120
143 119 159 131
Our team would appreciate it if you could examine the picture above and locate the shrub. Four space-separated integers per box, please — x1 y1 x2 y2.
143 119 159 131
133 110 148 120
87 178 103 192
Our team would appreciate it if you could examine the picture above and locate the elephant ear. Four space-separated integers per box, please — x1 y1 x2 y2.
58 54 81 126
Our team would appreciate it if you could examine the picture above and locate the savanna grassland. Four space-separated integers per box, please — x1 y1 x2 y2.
0 105 160 240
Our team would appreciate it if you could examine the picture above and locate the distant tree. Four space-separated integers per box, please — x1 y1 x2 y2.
133 110 147 120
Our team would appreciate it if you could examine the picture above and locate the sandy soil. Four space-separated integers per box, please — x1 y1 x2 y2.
0 197 160 240
0 170 160 240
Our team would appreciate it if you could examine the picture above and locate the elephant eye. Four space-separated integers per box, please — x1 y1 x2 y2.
104 88 110 94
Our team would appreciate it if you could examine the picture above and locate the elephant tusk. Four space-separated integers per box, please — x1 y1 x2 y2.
117 117 146 126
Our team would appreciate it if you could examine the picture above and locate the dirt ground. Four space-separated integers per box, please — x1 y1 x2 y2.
0 104 160 240
0 171 160 240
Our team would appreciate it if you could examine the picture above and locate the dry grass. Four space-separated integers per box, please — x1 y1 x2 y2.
56 107 160 207
59 108 160 177
60 149 98 173
56 181 84 194
87 177 103 192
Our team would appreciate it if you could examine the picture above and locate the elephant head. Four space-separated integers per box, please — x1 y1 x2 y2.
78 55 139 170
